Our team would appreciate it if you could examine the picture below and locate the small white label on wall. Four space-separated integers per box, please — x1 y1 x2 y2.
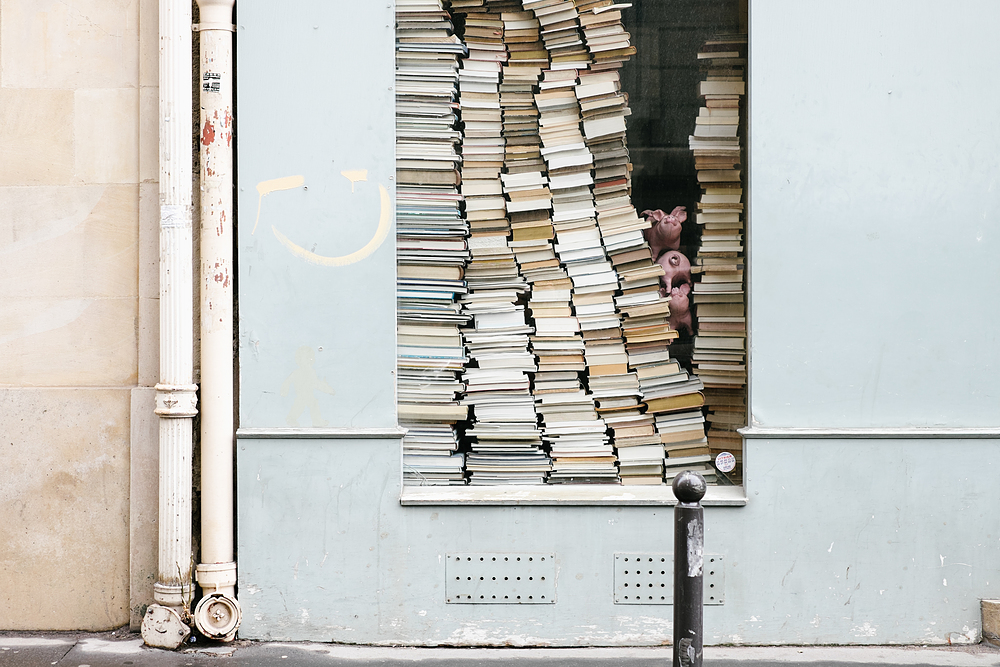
715 452 736 473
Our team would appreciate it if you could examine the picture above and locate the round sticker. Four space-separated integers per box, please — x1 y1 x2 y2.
715 451 736 473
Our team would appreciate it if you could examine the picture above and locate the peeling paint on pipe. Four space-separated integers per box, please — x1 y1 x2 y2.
194 0 241 643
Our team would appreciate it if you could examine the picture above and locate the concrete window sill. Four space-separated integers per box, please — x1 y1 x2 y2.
399 484 746 506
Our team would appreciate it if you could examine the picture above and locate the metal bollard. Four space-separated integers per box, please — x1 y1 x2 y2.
672 470 707 667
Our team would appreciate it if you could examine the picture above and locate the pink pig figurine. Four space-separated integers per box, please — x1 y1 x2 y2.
667 283 693 336
641 205 687 259
655 249 692 292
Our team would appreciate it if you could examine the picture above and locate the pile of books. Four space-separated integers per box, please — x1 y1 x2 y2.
564 7 651 485
571 1 710 486
493 10 615 483
659 410 714 483
578 0 635 69
454 2 553 485
688 35 748 483
527 0 591 70
531 42 626 483
396 2 743 488
395 0 471 485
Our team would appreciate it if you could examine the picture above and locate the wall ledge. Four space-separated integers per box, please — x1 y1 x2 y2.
739 427 1000 439
237 427 406 439
399 484 746 506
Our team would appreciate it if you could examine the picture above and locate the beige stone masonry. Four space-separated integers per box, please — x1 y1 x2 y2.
0 185 139 299
0 0 161 632
984 600 1000 647
0 89 75 185
74 89 141 185
0 388 131 630
0 185 139 387
0 0 140 89
0 296 139 387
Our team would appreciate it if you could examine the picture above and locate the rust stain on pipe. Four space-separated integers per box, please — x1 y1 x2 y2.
202 119 216 146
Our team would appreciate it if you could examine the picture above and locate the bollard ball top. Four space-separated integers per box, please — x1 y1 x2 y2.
672 471 707 503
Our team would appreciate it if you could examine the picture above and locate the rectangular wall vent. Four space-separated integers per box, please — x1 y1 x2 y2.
614 553 724 605
446 553 556 604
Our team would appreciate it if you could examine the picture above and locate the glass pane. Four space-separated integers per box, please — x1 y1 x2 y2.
395 0 746 489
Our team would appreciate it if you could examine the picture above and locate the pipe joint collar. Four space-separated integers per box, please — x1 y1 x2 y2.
193 22 235 32
193 592 241 642
196 561 237 590
194 0 234 28
153 581 194 608
155 384 199 417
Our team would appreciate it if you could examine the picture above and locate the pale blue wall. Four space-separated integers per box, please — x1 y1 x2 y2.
235 0 1000 645
237 438 1000 644
236 1 396 431
749 2 1000 427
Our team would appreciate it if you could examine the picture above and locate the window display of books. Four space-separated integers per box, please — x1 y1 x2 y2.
396 1 740 487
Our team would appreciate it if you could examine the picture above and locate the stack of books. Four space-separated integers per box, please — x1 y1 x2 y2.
532 60 624 483
395 0 471 485
572 1 706 485
659 410 715 483
525 0 591 70
401 425 467 485
454 2 552 485
578 1 636 71
688 35 748 484
569 33 651 479
535 371 618 483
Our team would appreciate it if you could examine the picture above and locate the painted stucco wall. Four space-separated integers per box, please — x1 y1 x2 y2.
0 0 158 630
235 0 1000 645
237 437 999 645
748 2 1000 428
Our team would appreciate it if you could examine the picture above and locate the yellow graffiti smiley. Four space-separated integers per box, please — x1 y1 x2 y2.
252 171 390 267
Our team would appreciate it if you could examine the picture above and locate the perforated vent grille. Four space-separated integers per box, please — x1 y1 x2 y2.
614 553 724 605
445 553 557 604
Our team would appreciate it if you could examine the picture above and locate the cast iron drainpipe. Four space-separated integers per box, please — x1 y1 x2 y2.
192 0 242 641
141 0 197 650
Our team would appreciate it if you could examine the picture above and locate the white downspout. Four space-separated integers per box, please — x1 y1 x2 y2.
192 0 241 642
141 0 196 650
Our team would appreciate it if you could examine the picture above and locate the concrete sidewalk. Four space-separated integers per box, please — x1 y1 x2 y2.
2 633 999 667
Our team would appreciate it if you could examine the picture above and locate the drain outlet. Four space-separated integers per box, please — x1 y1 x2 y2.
446 553 556 604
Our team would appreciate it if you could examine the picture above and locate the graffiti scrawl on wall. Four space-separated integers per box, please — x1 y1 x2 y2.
252 169 390 267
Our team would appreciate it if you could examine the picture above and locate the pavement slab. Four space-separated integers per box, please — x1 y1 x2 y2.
1 634 999 667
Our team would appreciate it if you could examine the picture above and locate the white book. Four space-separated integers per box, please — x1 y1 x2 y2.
583 115 627 140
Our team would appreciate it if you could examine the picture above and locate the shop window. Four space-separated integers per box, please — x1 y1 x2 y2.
396 0 747 503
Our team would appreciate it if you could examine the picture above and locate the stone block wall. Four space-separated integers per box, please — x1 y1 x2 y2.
0 0 159 630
